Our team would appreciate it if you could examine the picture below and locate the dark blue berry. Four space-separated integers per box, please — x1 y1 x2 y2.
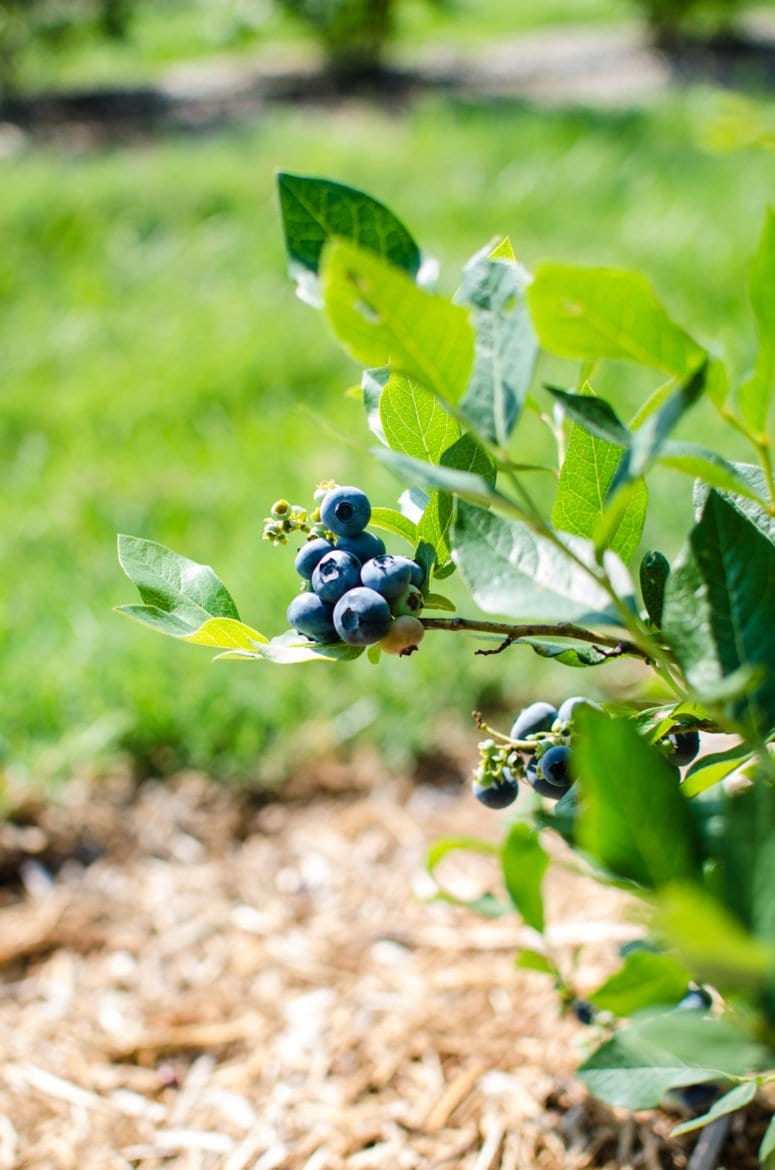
667 730 700 767
333 587 393 645
526 756 567 800
539 744 572 791
311 549 362 604
677 987 712 1011
573 1000 594 1025
680 1082 720 1114
360 554 414 600
511 701 558 741
320 486 371 537
335 530 386 564
286 593 338 643
557 695 602 724
473 770 519 809
294 538 334 580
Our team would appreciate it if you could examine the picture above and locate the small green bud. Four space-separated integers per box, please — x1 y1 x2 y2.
271 498 290 518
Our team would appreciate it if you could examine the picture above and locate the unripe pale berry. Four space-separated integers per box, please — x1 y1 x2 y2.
380 615 425 656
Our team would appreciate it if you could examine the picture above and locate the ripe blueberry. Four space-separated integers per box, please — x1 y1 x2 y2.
380 615 424 656
539 744 572 791
511 701 558 741
320 486 371 537
294 537 334 580
526 756 567 799
311 549 361 604
360 554 413 599
286 592 338 643
473 769 519 809
677 987 712 1011
335 529 386 564
333 586 393 645
557 695 602 724
572 1000 594 1026
667 730 700 767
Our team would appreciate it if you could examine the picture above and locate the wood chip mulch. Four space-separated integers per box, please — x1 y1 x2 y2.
0 770 770 1169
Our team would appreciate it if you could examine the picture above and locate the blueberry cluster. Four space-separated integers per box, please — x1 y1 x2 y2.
284 485 426 655
472 695 601 810
473 698 702 810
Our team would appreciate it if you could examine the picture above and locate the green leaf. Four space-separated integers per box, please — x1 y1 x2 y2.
426 836 510 918
379 371 496 483
374 449 499 507
452 501 629 623
639 549 670 627
184 617 267 651
516 949 557 975
718 781 775 948
520 638 616 668
117 535 240 640
369 505 417 546
662 490 775 732
416 490 454 569
737 208 775 435
578 1013 768 1110
258 630 364 664
322 239 475 405
277 172 421 296
500 822 549 933
528 264 705 376
694 462 775 546
658 441 768 501
760 1114 775 1169
546 385 630 447
552 413 647 562
616 360 708 485
380 372 459 464
361 367 389 444
657 883 775 992
682 741 754 797
588 950 691 1015
423 591 456 612
575 708 702 888
671 1079 758 1137
457 245 538 446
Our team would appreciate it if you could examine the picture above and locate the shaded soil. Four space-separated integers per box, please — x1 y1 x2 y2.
2 18 775 151
0 770 772 1169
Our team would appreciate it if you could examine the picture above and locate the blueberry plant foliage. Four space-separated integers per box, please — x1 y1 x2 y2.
118 172 775 1156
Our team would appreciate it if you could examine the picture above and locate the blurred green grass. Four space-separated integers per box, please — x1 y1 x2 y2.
2 90 773 789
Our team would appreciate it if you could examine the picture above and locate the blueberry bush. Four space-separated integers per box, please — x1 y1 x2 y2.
118 172 775 1158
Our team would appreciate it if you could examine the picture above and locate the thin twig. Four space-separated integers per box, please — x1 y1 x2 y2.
686 1113 733 1170
420 616 649 661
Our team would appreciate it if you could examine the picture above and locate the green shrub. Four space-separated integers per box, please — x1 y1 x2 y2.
275 0 447 74
631 0 748 38
119 172 775 1153
0 0 136 97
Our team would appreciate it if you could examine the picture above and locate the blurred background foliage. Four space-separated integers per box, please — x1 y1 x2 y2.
1 0 774 795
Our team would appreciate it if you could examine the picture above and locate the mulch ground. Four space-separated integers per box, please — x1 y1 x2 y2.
1 767 771 1169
